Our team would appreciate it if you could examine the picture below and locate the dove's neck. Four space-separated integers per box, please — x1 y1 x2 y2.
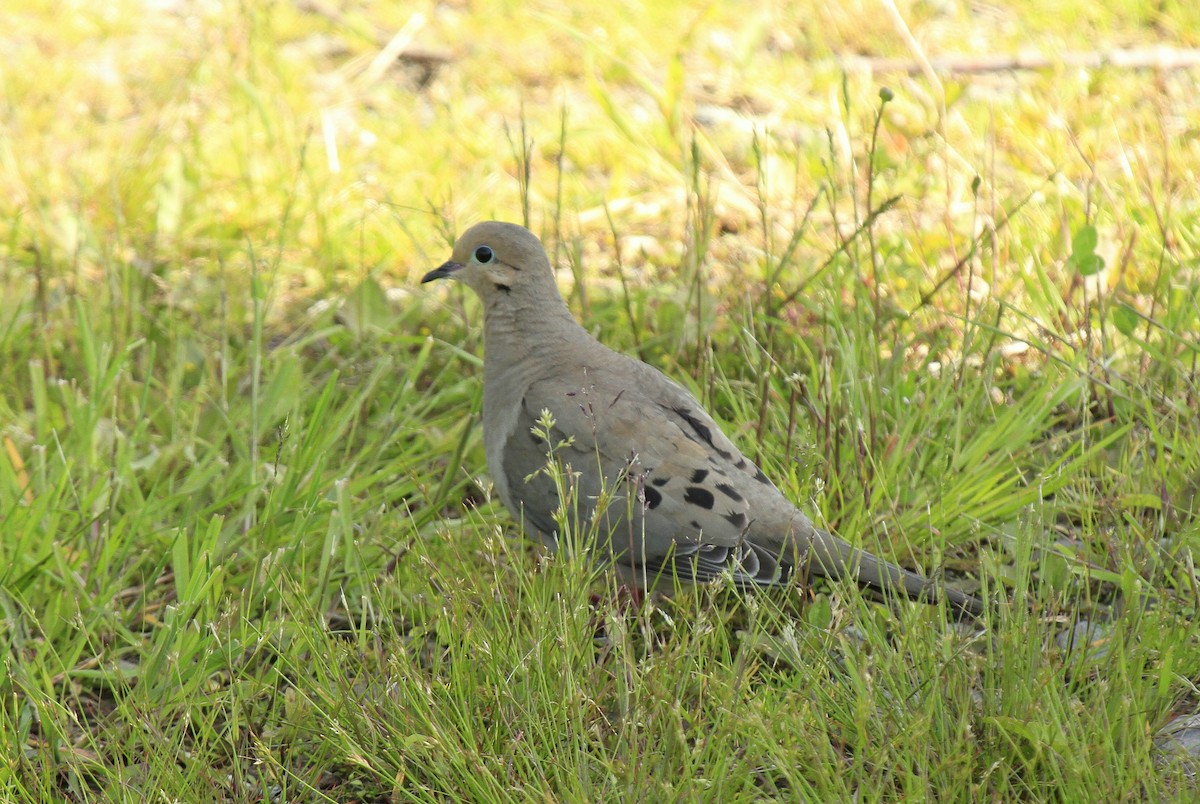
481 292 597 381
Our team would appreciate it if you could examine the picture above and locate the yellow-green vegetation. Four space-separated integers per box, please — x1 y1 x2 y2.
3 0 1200 799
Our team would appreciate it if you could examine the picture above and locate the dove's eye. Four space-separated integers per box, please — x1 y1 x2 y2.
474 246 495 263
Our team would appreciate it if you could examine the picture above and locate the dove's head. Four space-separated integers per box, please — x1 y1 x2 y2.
422 221 558 303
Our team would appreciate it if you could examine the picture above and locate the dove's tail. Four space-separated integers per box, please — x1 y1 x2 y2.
808 529 986 621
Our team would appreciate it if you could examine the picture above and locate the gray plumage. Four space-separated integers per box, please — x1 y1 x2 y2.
422 221 982 619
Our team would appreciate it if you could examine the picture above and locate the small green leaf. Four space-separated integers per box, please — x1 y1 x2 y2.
1111 303 1139 336
1067 224 1105 275
1071 224 1098 257
804 595 833 630
1074 253 1105 276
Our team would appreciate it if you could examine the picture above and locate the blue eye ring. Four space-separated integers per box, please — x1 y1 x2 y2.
474 245 494 263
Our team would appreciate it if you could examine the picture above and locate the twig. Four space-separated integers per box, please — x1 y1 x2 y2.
914 181 1046 310
296 0 452 77
842 46 1200 76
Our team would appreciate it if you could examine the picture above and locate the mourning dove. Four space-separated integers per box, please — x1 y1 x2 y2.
422 221 983 619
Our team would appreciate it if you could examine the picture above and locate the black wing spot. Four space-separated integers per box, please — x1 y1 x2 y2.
690 520 702 530
643 486 663 509
754 468 771 485
651 476 669 487
710 484 739 504
684 486 715 510
715 482 743 502
723 511 748 529
494 283 512 293
716 448 734 461
672 406 715 446
691 469 708 483
735 458 747 469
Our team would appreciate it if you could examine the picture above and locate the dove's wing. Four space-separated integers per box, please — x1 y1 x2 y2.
498 364 796 587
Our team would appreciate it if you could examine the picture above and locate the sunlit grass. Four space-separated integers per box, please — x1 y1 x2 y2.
2 0 1199 799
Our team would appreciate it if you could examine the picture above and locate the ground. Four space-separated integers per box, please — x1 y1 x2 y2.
1 0 1199 800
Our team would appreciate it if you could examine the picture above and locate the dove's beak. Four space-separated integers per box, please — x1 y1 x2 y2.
421 261 463 283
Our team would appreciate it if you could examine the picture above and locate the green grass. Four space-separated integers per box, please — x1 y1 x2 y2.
3 0 1200 800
